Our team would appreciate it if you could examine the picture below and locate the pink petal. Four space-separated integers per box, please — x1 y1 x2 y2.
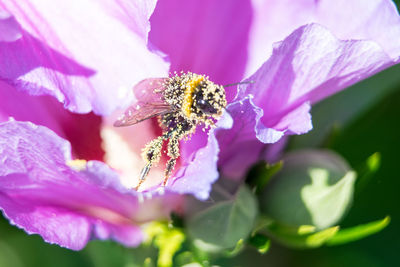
149 0 252 100
0 120 180 249
247 0 400 75
0 81 104 161
273 102 312 135
168 113 233 200
238 24 394 132
217 97 283 179
169 129 221 200
220 23 396 178
0 198 92 250
0 10 21 42
0 0 169 115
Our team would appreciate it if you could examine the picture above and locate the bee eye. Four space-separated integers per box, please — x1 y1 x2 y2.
196 98 218 114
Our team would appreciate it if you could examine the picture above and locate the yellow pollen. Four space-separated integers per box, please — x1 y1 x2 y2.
66 159 87 171
182 76 204 117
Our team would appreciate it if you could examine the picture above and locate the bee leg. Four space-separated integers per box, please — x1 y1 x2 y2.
136 136 164 190
135 163 152 190
163 134 180 186
204 118 215 129
163 158 176 186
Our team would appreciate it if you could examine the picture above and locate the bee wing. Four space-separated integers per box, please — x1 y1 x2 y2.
113 104 171 127
114 78 171 127
133 78 169 105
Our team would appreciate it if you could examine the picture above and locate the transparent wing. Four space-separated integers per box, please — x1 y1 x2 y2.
133 78 169 106
113 104 170 127
114 78 171 127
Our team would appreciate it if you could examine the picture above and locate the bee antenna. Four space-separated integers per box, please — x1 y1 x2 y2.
224 80 254 87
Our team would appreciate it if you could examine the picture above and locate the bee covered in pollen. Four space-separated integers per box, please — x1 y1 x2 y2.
114 72 227 190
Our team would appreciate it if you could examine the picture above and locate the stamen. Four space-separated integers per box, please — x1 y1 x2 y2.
66 159 87 171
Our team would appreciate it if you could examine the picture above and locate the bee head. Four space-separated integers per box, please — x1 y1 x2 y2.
193 80 226 117
196 98 218 115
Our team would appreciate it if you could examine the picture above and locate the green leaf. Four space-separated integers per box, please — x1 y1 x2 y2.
248 233 271 254
326 216 390 246
170 212 185 228
265 220 339 248
247 161 283 194
366 152 381 172
155 229 185 267
187 185 258 250
175 252 197 266
189 241 212 265
260 150 356 230
223 239 245 257
143 257 155 267
144 222 185 267
302 226 340 248
0 241 24 267
261 215 390 249
355 152 381 194
181 263 203 267
302 169 356 230
84 241 134 267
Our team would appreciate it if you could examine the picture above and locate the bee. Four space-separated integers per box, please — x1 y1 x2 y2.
114 72 227 190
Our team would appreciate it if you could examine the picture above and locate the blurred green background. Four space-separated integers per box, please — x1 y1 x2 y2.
2 2 400 266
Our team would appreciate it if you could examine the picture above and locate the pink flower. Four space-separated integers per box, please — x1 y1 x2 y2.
0 120 181 250
1 0 400 249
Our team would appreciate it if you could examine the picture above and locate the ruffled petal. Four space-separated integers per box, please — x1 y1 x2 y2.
0 10 21 42
0 0 169 115
219 23 396 177
0 81 104 161
0 120 180 250
237 23 394 136
217 97 283 179
168 132 220 200
149 0 252 100
247 0 400 74
167 113 233 200
0 198 93 250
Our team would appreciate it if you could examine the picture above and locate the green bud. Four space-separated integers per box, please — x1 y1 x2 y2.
260 149 356 230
